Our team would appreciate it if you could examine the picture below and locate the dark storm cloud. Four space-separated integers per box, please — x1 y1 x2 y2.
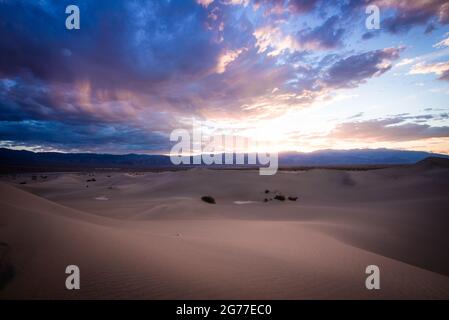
347 0 449 34
288 0 320 13
321 47 403 88
0 0 220 89
0 120 170 153
381 0 449 34
297 15 345 50
0 0 223 151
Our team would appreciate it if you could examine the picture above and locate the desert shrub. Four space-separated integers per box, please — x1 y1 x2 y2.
201 196 216 204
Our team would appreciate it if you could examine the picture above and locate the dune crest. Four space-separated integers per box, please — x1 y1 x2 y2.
1 165 449 299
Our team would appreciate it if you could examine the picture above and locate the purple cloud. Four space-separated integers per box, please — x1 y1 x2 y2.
321 47 403 88
331 115 449 142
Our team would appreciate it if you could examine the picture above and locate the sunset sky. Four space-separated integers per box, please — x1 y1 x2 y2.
1 0 449 154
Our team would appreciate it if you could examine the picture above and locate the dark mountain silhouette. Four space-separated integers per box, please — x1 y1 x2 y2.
415 156 449 169
277 149 449 166
0 147 448 172
0 148 172 170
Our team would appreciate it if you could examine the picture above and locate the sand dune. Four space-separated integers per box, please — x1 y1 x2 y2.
1 164 449 299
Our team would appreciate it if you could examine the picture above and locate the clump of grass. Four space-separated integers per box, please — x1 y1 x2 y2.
274 195 285 201
201 196 216 204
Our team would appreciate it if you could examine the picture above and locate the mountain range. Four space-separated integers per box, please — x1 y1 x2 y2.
1 147 449 172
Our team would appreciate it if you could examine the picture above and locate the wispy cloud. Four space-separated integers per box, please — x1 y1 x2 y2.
410 61 449 80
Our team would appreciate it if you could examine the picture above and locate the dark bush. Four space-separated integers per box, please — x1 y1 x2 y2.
274 195 285 201
201 196 216 204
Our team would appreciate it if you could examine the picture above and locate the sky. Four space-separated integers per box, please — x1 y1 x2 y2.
1 0 449 154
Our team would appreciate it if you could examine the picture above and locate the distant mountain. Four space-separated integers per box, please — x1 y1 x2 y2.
0 148 448 172
0 148 172 170
278 149 449 166
415 156 449 169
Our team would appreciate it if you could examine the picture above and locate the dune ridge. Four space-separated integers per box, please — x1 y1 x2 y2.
1 164 449 299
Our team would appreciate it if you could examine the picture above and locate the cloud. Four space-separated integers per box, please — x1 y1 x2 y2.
215 48 246 73
253 25 300 56
2 0 440 153
375 0 449 33
322 47 403 88
296 15 345 50
396 58 415 67
347 112 364 119
255 0 319 14
196 0 214 8
409 61 449 81
0 0 221 90
253 15 345 56
0 120 170 153
335 0 449 35
288 0 320 13
331 115 449 142
434 36 449 48
222 0 250 6
361 31 378 40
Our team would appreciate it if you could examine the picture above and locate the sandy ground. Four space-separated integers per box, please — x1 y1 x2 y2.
1 163 449 299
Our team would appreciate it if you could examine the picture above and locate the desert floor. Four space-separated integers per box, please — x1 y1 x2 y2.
1 162 449 299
